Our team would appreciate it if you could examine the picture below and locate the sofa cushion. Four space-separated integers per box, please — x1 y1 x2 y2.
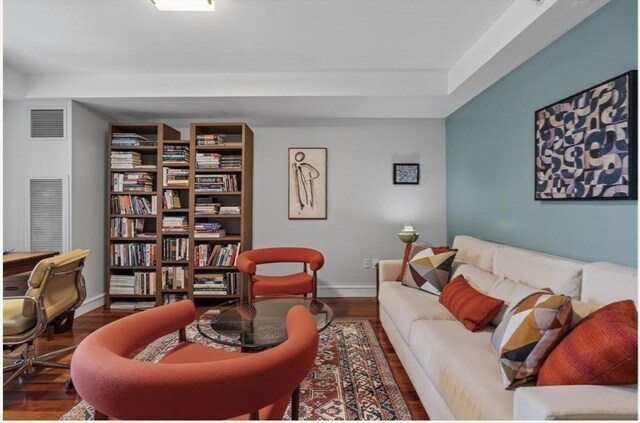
401 245 457 295
581 262 638 306
491 290 573 389
378 281 455 343
537 300 638 386
451 235 502 272
492 246 582 298
450 263 498 294
439 275 504 332
409 320 514 420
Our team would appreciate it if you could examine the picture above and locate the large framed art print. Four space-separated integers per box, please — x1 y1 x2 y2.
534 70 637 200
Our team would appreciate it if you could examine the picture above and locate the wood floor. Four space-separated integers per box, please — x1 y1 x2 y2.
3 298 429 420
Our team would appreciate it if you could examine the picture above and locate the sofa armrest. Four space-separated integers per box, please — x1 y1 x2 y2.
378 259 403 282
514 384 638 420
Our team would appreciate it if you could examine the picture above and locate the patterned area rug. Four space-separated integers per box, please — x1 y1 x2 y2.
60 319 411 420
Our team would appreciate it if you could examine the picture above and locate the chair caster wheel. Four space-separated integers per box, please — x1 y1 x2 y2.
65 378 74 390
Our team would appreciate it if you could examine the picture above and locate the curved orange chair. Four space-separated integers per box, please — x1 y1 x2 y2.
70 300 318 420
237 247 324 300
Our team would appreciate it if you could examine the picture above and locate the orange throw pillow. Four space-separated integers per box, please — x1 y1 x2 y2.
537 300 638 386
438 275 504 332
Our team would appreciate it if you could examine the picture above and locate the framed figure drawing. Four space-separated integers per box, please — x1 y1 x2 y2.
394 163 420 185
535 70 637 200
289 148 327 219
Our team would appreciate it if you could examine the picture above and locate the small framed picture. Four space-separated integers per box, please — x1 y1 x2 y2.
394 163 420 185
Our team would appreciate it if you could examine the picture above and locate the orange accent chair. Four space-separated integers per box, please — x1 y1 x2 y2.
70 300 319 420
237 248 325 300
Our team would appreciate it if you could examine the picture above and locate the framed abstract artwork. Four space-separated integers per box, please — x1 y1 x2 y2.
535 70 637 200
394 163 420 185
288 148 327 219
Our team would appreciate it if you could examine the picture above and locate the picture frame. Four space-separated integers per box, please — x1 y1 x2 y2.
534 70 637 200
288 148 327 219
393 163 420 185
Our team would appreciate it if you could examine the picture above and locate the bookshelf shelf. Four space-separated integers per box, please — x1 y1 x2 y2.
107 122 253 310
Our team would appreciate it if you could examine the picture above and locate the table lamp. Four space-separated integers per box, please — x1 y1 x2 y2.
396 223 419 281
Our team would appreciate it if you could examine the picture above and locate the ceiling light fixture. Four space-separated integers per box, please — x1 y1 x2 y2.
151 0 215 12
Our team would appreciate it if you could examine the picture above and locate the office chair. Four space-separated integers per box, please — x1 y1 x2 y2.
237 247 324 300
3 249 90 388
70 300 319 420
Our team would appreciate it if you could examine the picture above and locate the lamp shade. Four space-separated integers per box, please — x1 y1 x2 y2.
398 223 419 243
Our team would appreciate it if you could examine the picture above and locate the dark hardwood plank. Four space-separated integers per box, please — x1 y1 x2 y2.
3 298 428 420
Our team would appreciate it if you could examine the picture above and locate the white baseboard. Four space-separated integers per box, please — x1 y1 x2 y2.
76 293 105 316
317 285 376 298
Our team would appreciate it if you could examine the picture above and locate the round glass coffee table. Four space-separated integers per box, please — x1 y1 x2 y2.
197 296 334 350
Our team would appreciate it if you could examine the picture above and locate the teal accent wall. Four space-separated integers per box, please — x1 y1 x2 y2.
446 0 638 267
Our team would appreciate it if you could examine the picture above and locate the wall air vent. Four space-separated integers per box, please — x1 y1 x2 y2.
29 108 65 140
28 178 68 252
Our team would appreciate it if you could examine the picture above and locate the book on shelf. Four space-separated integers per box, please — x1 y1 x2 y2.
112 172 154 193
194 242 240 267
111 151 142 169
110 300 156 310
162 215 188 232
161 266 187 289
163 190 183 209
163 167 189 187
194 174 238 192
163 145 190 163
162 237 189 261
112 133 156 147
194 221 226 238
195 134 225 145
111 194 157 215
219 206 240 215
195 196 221 215
109 272 157 295
110 217 146 238
109 243 156 267
163 293 187 304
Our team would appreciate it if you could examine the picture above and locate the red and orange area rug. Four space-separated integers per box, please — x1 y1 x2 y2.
60 319 411 420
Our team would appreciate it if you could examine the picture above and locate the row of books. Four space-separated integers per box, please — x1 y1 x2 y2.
162 190 183 209
193 272 240 296
162 167 189 187
194 174 239 192
111 151 141 169
194 221 226 238
161 237 189 261
111 194 157 215
163 145 190 163
195 134 225 145
195 196 220 214
112 172 154 193
110 301 155 310
162 266 187 289
110 243 157 267
110 217 152 238
112 133 156 147
163 293 187 304
162 215 188 232
219 206 240 215
193 242 240 267
195 153 242 169
109 272 156 295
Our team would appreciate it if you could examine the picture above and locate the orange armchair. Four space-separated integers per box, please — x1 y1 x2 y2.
237 247 325 300
70 300 318 420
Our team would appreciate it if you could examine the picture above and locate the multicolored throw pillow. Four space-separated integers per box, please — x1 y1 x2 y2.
401 244 457 295
439 275 504 332
490 289 573 389
537 300 638 386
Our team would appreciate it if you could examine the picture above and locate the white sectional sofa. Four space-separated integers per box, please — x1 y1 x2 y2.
378 235 638 420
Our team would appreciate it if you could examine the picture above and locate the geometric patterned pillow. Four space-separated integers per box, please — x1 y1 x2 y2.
401 244 457 295
490 289 573 389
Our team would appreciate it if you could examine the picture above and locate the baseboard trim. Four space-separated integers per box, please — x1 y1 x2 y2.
76 293 105 316
317 285 375 298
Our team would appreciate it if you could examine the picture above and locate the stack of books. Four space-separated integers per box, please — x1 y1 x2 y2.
112 172 154 193
109 272 156 295
219 206 240 215
194 174 238 192
163 167 189 188
162 237 189 261
110 301 156 310
110 217 146 238
195 196 220 215
161 266 187 289
193 273 228 296
162 190 182 209
162 216 188 233
112 133 156 147
195 152 222 169
194 221 226 238
111 195 156 215
111 151 142 169
219 155 242 169
195 134 225 145
163 145 190 163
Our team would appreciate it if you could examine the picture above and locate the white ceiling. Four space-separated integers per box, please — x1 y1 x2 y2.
3 0 610 121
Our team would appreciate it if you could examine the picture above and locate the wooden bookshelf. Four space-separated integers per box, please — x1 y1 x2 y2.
106 122 253 309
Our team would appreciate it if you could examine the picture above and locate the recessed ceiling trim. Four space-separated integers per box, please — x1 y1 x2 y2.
151 0 214 12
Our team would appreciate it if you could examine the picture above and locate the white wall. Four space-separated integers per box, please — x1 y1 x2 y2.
250 122 447 297
71 101 108 314
3 100 72 251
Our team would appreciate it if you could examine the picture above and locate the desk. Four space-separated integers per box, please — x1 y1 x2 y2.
3 251 58 277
